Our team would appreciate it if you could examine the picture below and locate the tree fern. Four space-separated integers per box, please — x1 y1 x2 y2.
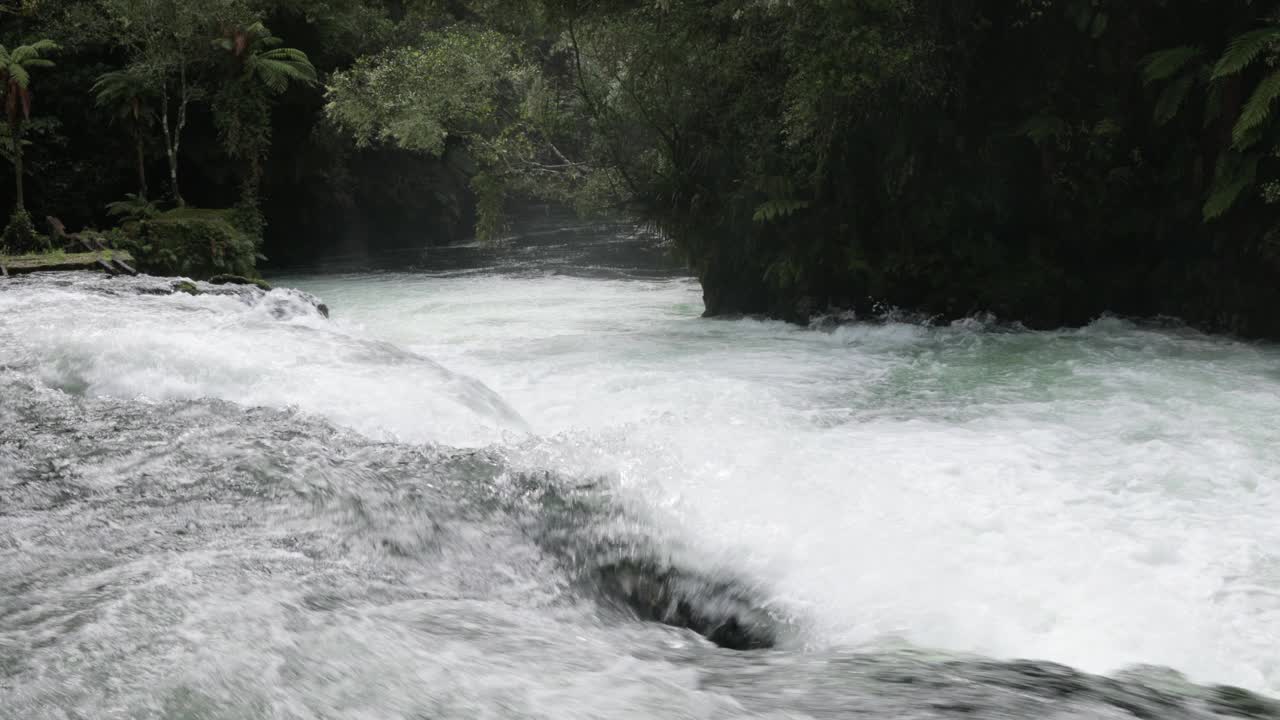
1203 179 1252 220
1233 69 1280 147
5 63 29 89
1203 152 1260 221
1142 46 1202 85
1018 114 1067 145
1 38 57 211
1211 27 1280 80
217 22 318 95
1153 74 1196 125
752 198 809 222
248 48 318 94
106 193 159 220
92 68 154 121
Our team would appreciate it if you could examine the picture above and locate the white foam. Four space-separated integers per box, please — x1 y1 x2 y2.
4 269 1279 694
287 272 1280 694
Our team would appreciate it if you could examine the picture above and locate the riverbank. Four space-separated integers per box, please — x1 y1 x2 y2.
0 249 136 277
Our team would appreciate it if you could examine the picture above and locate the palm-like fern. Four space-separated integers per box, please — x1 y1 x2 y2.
1 39 57 210
93 67 156 199
1212 22 1280 148
1142 19 1280 221
93 68 154 124
216 22 317 94
210 23 316 201
1141 46 1205 126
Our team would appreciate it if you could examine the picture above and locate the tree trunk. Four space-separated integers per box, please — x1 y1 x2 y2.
159 69 188 208
135 133 148 201
11 118 23 211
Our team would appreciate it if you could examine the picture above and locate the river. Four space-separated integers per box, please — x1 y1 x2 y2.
2 222 1279 718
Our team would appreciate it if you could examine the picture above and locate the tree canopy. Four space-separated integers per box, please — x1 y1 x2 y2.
5 0 1280 335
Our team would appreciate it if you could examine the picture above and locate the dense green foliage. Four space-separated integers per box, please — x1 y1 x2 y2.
0 0 475 264
6 0 1280 335
1 35 57 234
1 207 43 253
124 207 259 278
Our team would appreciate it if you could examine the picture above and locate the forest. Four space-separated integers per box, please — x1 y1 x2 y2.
4 0 1280 336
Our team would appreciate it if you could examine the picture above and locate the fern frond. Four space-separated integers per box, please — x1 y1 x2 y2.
752 198 809 222
10 40 57 63
1142 46 1202 85
1018 114 1067 144
24 39 58 54
1203 152 1260 220
1204 81 1224 128
1203 179 1250 220
1212 27 1280 79
252 59 317 93
1153 74 1195 125
7 64 29 88
106 194 159 220
1232 69 1280 147
260 48 313 65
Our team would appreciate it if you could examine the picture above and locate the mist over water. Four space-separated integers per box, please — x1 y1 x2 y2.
3 223 1280 718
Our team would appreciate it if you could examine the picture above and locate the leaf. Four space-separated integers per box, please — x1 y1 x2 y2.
8 63 29 89
1142 46 1202 85
1232 69 1280 148
1203 152 1260 220
1090 12 1109 39
1212 27 1280 80
1204 81 1224 128
1153 74 1195 125
1018 114 1067 144
1203 179 1251 220
752 199 809 222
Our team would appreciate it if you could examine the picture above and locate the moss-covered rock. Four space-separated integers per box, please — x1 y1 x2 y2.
173 280 201 296
208 274 272 291
129 208 260 281
1 209 50 255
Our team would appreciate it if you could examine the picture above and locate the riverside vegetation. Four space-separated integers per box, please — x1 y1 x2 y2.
3 0 1280 335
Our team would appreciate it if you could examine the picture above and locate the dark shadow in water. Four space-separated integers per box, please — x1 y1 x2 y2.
266 214 689 281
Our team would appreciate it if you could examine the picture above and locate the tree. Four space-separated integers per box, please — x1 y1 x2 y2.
325 23 603 240
0 39 57 211
96 0 255 207
1212 21 1280 148
212 21 317 199
92 67 155 200
1144 12 1280 221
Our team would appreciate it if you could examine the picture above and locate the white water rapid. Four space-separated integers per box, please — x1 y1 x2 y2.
2 225 1279 718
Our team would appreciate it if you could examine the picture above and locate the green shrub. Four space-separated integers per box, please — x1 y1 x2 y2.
105 194 161 222
1 209 50 255
131 208 260 280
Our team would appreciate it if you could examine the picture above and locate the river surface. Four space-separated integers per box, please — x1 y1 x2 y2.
2 223 1280 718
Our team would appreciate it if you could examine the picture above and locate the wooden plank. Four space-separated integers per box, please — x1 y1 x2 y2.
0 250 136 275
112 257 139 276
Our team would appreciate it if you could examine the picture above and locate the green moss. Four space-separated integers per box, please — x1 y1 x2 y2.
173 280 201 296
130 208 261 281
208 274 273 291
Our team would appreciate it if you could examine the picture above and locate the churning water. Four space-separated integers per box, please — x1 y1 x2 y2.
2 224 1280 718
